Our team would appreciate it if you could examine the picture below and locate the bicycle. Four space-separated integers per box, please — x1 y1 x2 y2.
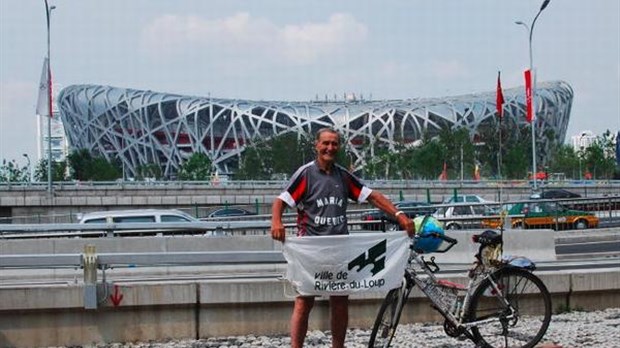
368 216 552 348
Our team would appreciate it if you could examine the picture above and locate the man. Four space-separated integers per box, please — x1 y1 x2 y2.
271 127 414 348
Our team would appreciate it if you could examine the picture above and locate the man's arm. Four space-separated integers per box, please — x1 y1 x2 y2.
271 198 287 242
366 190 415 237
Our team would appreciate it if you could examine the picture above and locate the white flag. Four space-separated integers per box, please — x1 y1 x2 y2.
36 57 52 117
283 231 410 296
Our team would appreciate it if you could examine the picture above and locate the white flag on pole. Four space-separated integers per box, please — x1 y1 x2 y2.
283 231 410 296
36 57 51 117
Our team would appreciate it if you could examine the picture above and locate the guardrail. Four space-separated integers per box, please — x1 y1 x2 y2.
3 179 620 189
2 245 618 309
2 196 620 237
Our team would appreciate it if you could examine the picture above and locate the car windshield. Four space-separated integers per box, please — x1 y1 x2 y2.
211 208 251 217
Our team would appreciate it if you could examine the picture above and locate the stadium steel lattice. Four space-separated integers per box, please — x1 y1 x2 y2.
57 81 573 178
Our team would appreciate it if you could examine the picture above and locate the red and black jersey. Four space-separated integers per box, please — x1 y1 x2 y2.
278 161 372 236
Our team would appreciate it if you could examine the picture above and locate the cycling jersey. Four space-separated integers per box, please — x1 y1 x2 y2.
278 161 372 236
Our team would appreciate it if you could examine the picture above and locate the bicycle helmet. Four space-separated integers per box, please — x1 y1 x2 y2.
412 216 445 253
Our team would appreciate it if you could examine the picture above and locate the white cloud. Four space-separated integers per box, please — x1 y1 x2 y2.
430 60 471 80
279 13 368 64
0 80 39 162
378 61 412 79
141 12 367 66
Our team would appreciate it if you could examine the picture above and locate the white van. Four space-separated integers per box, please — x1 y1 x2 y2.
78 209 200 236
78 209 197 224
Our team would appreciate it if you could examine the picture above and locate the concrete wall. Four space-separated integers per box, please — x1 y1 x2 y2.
1 269 619 348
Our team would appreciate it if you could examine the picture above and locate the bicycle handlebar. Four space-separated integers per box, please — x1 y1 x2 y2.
413 231 458 253
426 232 457 244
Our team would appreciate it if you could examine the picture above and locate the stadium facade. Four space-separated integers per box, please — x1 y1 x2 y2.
57 81 573 178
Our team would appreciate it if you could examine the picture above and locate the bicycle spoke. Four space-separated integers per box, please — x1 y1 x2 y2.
466 268 552 348
369 288 403 348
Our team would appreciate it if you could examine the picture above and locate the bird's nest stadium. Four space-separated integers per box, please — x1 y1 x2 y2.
57 81 572 179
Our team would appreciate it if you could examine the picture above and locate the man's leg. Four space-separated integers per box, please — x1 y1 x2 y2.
330 295 349 348
291 296 315 348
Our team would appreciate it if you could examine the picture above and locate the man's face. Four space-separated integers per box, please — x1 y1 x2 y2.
315 131 340 164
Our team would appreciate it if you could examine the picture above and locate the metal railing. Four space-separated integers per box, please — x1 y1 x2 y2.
2 196 620 237
3 179 620 190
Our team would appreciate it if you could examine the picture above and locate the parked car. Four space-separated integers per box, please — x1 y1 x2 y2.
206 208 256 218
79 209 198 224
433 203 498 230
78 209 201 236
361 201 435 231
482 201 599 230
530 189 581 200
442 194 493 204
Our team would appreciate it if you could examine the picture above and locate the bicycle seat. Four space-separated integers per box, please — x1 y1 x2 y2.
472 230 502 246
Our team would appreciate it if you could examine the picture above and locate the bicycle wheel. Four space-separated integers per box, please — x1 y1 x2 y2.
368 286 408 348
466 267 552 348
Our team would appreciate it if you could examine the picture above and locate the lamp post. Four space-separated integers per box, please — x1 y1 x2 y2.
578 146 584 180
515 0 550 191
44 0 55 193
22 154 32 183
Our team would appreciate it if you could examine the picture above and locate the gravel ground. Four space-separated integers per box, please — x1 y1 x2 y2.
51 308 620 348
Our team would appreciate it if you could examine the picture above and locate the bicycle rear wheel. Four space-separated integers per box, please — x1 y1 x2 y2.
466 267 552 348
368 286 408 348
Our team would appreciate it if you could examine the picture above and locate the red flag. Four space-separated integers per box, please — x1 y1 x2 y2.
496 71 504 118
438 162 448 181
524 69 534 123
473 164 481 181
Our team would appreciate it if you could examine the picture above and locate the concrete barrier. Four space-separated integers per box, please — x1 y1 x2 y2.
1 268 619 347
0 232 583 348
431 228 557 263
1 229 556 262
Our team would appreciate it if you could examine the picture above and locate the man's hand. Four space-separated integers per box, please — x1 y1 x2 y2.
271 198 287 242
271 221 286 242
397 214 415 237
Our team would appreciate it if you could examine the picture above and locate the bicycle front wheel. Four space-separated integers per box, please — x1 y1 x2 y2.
466 267 552 348
368 287 407 348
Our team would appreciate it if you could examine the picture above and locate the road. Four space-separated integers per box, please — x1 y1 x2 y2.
555 228 620 259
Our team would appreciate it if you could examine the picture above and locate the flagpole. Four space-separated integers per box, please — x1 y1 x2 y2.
496 71 503 183
516 0 551 192
44 0 55 194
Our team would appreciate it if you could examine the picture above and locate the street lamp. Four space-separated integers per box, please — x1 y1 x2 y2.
22 154 32 183
578 146 584 180
44 0 55 193
515 0 551 191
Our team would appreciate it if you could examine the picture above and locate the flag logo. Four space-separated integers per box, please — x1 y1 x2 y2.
36 57 53 118
348 239 386 276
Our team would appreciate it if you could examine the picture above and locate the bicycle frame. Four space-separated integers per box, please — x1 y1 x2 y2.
370 226 552 348
404 233 525 341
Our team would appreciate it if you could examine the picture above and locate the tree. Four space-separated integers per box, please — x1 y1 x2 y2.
135 164 163 180
177 152 213 181
548 144 579 179
411 138 446 179
438 127 475 179
33 159 68 182
235 132 354 180
0 159 28 182
66 149 121 181
236 143 270 180
503 142 530 179
582 130 617 179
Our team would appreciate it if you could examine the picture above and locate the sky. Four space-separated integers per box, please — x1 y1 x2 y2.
1 0 619 166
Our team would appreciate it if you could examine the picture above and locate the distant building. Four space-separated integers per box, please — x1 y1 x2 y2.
570 130 596 151
57 81 573 179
